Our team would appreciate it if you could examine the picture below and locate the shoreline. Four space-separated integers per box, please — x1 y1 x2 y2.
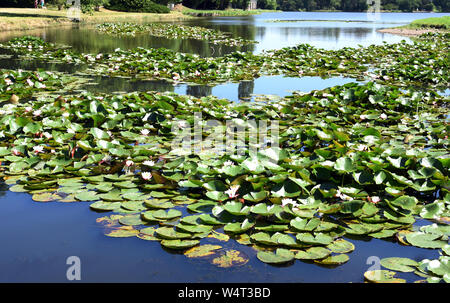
377 27 448 36
0 8 193 32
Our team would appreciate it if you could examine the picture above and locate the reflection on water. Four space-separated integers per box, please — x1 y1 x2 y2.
1 12 448 56
81 75 357 101
0 57 85 74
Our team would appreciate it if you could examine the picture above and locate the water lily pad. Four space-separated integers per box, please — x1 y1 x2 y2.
160 239 199 250
144 199 174 209
364 270 406 283
326 239 355 254
405 232 447 249
296 233 333 245
75 191 99 201
295 247 332 260
380 257 418 272
119 214 147 226
120 201 147 211
184 245 222 258
257 248 295 264
152 209 182 221
32 192 61 202
223 219 255 234
155 226 192 239
105 226 139 237
314 254 349 265
90 201 122 211
211 249 249 268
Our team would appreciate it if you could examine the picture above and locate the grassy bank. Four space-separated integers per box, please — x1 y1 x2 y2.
408 16 450 29
0 7 193 32
378 15 449 36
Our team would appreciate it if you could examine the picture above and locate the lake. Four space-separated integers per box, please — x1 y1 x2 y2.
0 11 448 283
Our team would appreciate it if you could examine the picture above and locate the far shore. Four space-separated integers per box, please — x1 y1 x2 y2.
0 7 194 32
377 27 448 36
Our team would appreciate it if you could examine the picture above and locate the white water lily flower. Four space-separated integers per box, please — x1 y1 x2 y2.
223 160 234 166
178 121 189 128
281 198 297 207
360 114 368 120
33 110 42 117
12 148 20 156
26 79 34 87
24 106 32 112
0 131 4 138
335 190 353 201
380 113 388 120
141 172 152 181
357 144 368 151
225 185 240 199
4 78 13 86
143 160 155 167
141 129 150 136
43 132 52 139
125 160 134 167
33 145 44 154
369 196 381 204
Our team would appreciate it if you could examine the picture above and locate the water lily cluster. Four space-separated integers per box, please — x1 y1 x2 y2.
96 22 257 47
0 70 448 281
1 33 448 90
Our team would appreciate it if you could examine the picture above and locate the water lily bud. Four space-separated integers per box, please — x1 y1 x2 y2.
9 94 19 104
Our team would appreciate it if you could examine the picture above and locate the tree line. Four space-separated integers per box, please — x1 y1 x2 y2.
0 0 448 12
276 0 449 12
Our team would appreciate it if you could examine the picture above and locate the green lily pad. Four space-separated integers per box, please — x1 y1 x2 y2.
257 248 295 264
295 247 332 260
160 239 200 250
380 257 419 272
326 239 355 254
296 233 333 245
90 201 122 211
118 214 147 226
155 226 192 239
314 254 349 265
405 232 447 249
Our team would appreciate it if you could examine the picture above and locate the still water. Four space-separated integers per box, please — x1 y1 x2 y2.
0 12 447 282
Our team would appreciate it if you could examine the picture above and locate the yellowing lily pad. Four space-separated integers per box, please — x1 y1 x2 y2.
184 245 222 258
105 226 139 237
211 250 249 268
364 270 406 283
32 192 62 202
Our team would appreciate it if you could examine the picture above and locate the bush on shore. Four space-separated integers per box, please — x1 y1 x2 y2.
105 0 170 13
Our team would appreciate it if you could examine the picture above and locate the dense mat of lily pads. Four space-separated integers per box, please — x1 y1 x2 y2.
0 32 449 282
0 66 449 281
95 22 257 47
0 33 448 90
